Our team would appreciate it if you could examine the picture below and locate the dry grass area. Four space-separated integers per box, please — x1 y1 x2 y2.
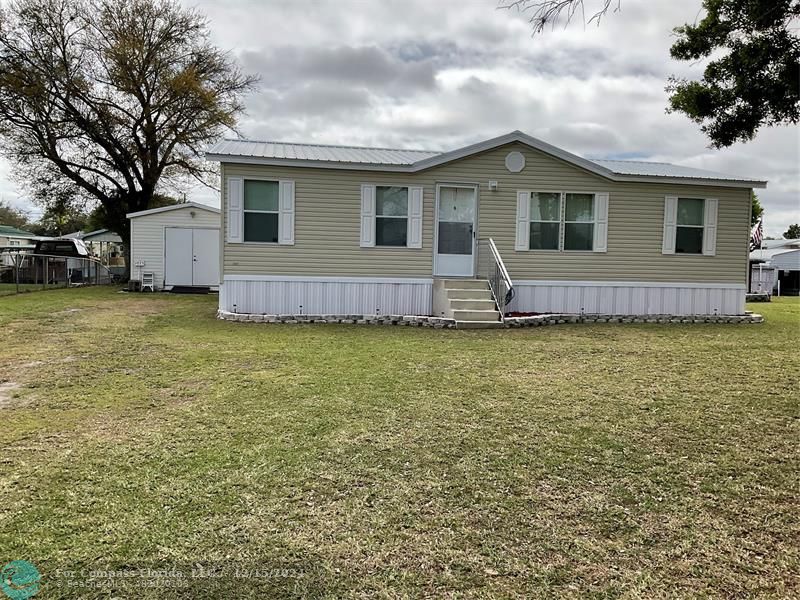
0 287 798 598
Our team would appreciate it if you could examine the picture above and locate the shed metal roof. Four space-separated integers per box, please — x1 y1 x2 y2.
206 131 766 188
126 201 220 219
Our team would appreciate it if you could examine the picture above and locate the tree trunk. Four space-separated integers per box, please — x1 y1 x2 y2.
100 191 148 283
120 226 132 283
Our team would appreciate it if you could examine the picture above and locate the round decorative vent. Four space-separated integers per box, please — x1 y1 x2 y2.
505 151 525 173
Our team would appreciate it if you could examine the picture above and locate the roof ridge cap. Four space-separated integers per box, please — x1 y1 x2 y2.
593 157 676 166
221 138 440 154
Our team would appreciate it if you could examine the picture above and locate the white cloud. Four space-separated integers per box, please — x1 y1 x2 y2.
1 0 797 235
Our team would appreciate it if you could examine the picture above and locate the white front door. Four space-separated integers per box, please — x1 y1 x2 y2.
434 185 477 277
191 228 220 287
165 227 193 286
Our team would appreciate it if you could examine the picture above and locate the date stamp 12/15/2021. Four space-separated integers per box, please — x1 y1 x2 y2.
2 562 308 597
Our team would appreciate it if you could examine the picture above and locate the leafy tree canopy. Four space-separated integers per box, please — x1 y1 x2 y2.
784 224 800 239
0 199 31 229
751 192 763 226
668 0 800 148
0 0 255 273
30 201 88 237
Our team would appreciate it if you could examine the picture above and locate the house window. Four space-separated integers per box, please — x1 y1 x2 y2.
375 186 408 247
564 193 595 251
243 180 279 243
675 197 705 254
9 240 20 246
529 192 561 250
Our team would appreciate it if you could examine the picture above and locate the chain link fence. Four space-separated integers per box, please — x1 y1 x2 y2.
0 251 119 297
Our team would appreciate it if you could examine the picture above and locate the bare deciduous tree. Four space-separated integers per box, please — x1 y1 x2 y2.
500 0 620 34
0 0 256 275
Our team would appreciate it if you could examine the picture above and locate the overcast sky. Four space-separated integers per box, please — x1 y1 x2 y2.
1 0 797 236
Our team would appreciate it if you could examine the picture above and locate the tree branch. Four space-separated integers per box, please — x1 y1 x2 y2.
499 0 620 34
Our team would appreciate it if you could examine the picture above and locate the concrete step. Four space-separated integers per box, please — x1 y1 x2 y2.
441 279 490 291
456 320 504 329
450 299 498 311
446 289 494 301
452 309 501 322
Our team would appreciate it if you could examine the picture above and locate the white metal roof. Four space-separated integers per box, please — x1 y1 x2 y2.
64 228 122 241
591 159 756 183
770 249 800 270
760 238 800 250
126 202 220 219
209 139 438 166
206 131 767 188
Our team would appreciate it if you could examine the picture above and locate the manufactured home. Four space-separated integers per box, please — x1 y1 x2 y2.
206 131 766 327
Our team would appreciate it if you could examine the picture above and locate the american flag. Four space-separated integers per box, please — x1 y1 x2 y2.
750 218 763 251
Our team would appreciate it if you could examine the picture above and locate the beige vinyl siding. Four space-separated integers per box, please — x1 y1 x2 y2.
0 235 34 246
222 143 751 284
223 165 436 277
130 206 220 288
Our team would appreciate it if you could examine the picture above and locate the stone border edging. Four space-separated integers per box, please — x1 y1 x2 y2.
217 311 764 327
217 311 457 328
504 313 763 326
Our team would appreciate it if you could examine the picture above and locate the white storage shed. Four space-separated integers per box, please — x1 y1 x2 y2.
127 203 221 290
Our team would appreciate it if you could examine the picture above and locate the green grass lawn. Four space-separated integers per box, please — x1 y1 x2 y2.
0 288 798 598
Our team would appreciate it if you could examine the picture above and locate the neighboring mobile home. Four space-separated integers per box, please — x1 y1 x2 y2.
0 224 40 248
65 229 126 278
206 131 766 326
0 224 41 268
749 239 800 296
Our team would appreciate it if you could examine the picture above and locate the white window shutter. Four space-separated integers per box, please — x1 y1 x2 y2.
226 177 243 243
662 196 678 254
515 191 530 250
407 186 423 248
360 184 376 247
593 192 609 253
703 197 718 256
278 180 295 245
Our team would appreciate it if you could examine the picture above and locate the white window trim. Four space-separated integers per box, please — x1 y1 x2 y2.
240 177 281 245
562 191 598 253
528 190 563 252
521 190 606 253
361 183 422 249
662 195 719 257
672 196 711 256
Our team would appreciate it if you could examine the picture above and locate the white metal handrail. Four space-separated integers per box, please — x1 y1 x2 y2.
478 238 515 315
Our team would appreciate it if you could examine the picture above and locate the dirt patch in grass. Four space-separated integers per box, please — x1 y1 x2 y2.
0 381 22 407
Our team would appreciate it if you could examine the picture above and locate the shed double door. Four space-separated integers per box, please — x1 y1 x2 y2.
165 227 219 287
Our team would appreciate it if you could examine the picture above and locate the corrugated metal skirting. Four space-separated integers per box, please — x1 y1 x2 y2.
508 282 745 316
220 278 432 315
222 277 746 317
